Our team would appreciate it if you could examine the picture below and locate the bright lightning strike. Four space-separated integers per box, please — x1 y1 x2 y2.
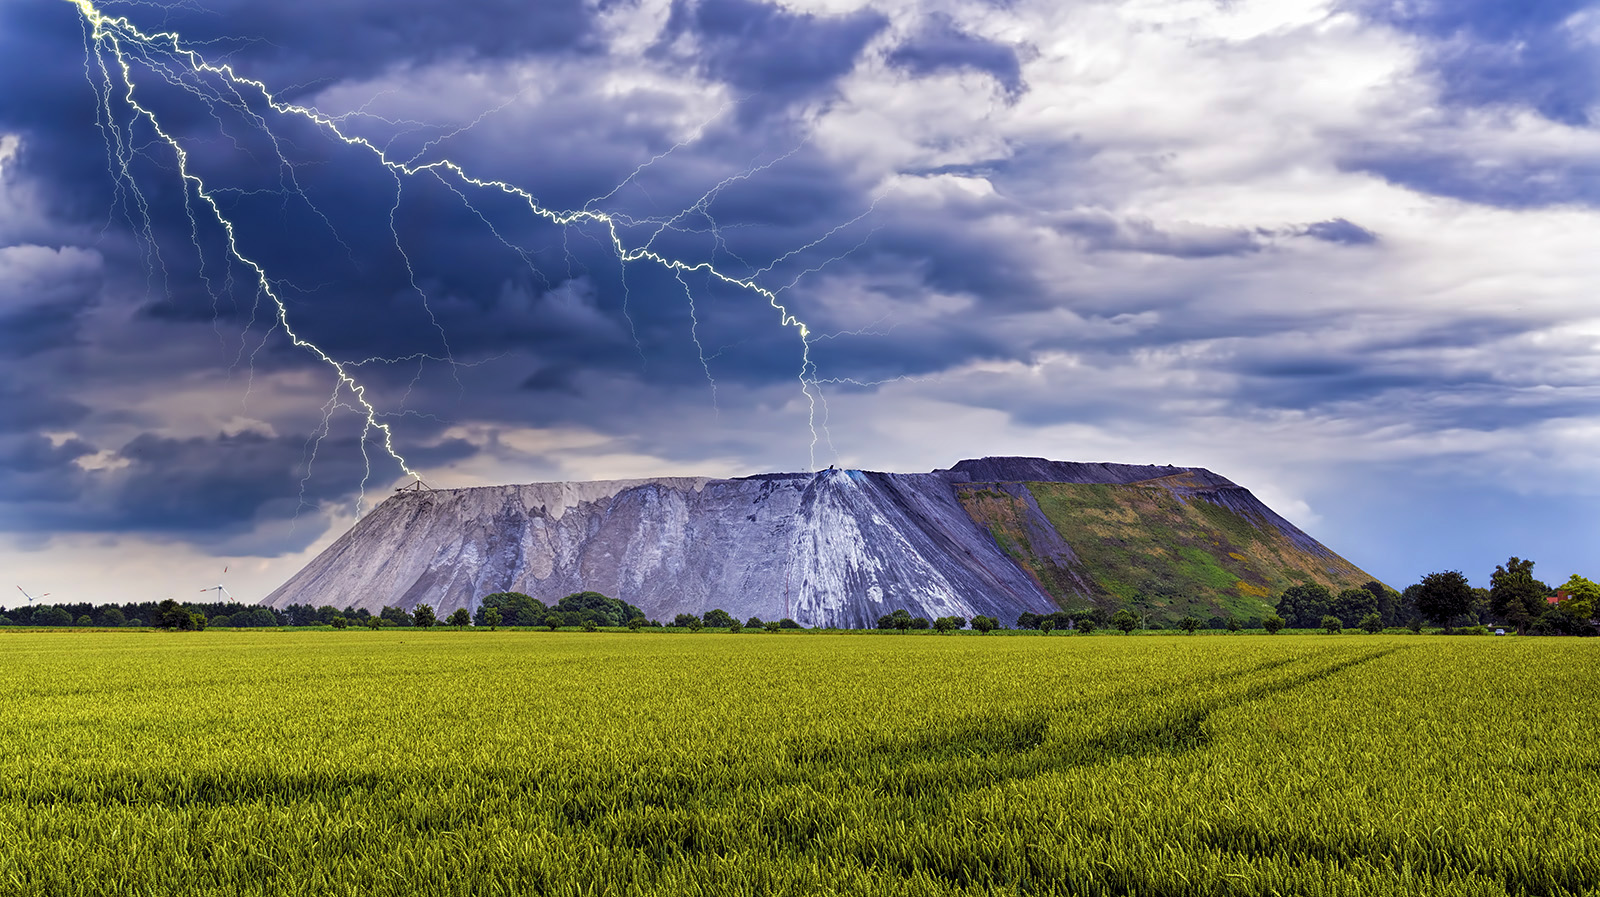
69 0 882 494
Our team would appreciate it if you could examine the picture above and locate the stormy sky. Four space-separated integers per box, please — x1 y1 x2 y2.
2 0 1597 605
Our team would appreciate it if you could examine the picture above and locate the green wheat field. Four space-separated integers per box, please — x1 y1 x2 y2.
1 630 1596 896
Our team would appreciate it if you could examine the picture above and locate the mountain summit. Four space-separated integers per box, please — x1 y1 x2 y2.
262 458 1375 627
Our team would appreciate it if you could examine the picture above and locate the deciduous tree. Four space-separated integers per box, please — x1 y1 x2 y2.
1490 557 1550 635
1413 571 1473 633
1111 609 1138 635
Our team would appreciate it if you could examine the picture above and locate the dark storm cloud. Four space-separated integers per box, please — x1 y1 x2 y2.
6 0 1597 561
1339 0 1600 208
0 427 475 546
1343 148 1600 209
1348 0 1599 126
92 0 601 92
657 0 888 114
1300 218 1378 246
886 14 1024 95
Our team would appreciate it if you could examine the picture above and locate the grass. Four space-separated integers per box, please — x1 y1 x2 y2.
1 630 1596 895
957 482 1374 622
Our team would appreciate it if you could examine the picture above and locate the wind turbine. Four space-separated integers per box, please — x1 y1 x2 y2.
199 584 233 600
16 585 49 605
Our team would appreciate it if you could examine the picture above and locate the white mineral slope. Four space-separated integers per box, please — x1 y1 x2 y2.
260 457 1328 626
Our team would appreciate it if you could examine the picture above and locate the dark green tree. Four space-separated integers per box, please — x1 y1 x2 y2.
1359 613 1383 634
910 616 930 630
154 599 194 630
779 618 801 629
1320 615 1343 634
1360 580 1401 627
687 616 704 632
1111 609 1138 635
763 620 781 632
544 614 561 631
483 608 502 630
971 615 998 634
1413 571 1474 632
627 617 643 631
380 605 413 627
1179 616 1200 634
412 604 437 628
99 607 127 627
1076 618 1097 635
745 617 763 630
729 619 742 633
447 608 471 628
672 613 701 629
702 609 735 628
1334 589 1379 625
331 616 350 629
1226 617 1242 633
76 614 93 627
1039 618 1056 634
934 616 957 634
1262 614 1285 634
555 591 645 628
364 616 382 630
1017 612 1042 630
582 619 598 632
1276 584 1333 629
1489 557 1549 635
476 592 548 627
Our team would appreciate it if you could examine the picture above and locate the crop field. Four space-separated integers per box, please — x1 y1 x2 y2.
1 631 1596 896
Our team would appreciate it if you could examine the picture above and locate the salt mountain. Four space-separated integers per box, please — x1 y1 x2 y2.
263 457 1376 627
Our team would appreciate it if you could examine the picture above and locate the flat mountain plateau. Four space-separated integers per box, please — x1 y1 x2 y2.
264 457 1375 627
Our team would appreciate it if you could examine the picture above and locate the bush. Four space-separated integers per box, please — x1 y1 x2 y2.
745 617 763 630
1226 617 1242 633
1262 614 1285 635
210 615 231 628
76 614 95 627
1076 618 1097 635
779 618 801 630
544 615 561 631
672 613 701 629
1320 615 1343 635
1179 616 1200 634
1360 613 1383 634
729 620 742 633
763 620 781 632
331 616 350 629
1111 609 1138 635
582 619 598 632
627 617 643 631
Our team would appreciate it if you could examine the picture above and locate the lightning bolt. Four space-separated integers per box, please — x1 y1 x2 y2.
68 0 883 484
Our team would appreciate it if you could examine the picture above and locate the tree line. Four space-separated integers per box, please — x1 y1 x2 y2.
5 557 1593 635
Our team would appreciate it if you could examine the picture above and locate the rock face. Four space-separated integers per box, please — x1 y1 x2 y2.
262 458 1375 627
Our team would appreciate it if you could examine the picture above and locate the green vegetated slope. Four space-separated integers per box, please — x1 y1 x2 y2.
957 478 1375 622
1 631 1596 896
